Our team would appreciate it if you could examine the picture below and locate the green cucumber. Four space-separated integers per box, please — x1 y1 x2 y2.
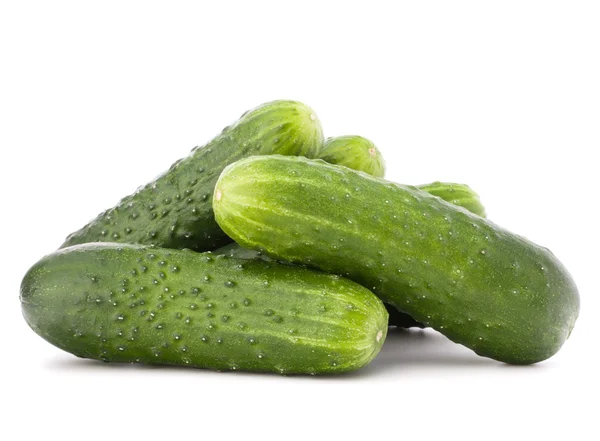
61 100 324 252
417 182 486 218
317 136 385 177
213 155 579 364
21 243 387 375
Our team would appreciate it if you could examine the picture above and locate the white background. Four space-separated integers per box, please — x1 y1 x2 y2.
1 1 598 440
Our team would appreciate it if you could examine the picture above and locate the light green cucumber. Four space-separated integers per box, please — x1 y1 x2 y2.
417 182 486 218
213 155 579 365
21 243 387 375
61 100 324 252
317 135 385 178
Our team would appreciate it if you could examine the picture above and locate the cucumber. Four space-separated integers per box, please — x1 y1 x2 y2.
213 155 580 364
61 100 324 252
21 243 387 375
317 136 385 178
417 182 486 218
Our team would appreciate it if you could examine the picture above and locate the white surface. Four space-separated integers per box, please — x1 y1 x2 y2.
1 1 598 440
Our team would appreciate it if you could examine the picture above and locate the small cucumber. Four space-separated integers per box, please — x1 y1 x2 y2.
21 243 387 375
61 100 324 252
317 136 385 178
417 182 486 218
213 155 579 364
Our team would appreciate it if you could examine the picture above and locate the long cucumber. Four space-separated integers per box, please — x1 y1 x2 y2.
213 155 579 364
21 243 387 375
61 100 324 252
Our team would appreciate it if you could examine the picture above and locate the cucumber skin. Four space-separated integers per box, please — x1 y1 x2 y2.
318 136 385 178
417 182 486 218
61 100 324 252
216 239 428 330
21 243 387 375
213 155 580 364
394 181 485 327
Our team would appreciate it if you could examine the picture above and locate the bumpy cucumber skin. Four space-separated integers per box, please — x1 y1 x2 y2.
318 136 385 178
417 182 486 218
215 244 425 329
391 181 485 327
213 155 580 365
21 243 387 375
61 100 324 252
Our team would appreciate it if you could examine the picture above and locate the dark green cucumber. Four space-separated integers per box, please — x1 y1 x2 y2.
21 243 387 375
61 100 324 252
317 136 385 177
417 182 486 218
213 155 580 364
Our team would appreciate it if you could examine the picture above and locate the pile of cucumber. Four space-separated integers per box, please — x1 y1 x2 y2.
20 100 579 375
